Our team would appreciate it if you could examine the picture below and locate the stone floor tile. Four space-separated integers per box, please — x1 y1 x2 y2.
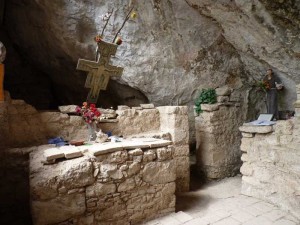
242 215 273 225
273 219 297 225
212 217 241 225
251 201 275 213
159 215 181 225
238 196 261 207
173 211 193 223
283 215 299 223
213 209 232 219
231 210 254 223
200 214 224 224
264 209 287 221
183 217 209 225
243 205 264 217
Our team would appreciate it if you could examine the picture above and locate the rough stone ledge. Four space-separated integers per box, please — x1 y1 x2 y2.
239 123 274 134
43 138 173 162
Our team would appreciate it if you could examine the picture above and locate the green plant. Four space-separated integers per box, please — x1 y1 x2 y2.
194 88 217 115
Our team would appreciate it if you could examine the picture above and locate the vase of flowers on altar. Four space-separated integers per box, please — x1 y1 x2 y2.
76 102 101 142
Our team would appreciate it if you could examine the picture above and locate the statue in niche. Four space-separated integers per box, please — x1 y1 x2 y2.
263 68 283 120
0 41 6 101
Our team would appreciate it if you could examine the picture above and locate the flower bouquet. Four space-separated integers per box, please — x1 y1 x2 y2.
76 102 102 142
76 102 101 124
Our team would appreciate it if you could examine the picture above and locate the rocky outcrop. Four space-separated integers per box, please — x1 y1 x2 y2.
3 0 299 141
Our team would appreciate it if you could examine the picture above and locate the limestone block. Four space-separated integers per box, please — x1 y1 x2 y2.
201 103 219 112
240 137 254 152
217 96 229 103
43 148 64 161
241 153 249 162
140 103 155 109
142 161 176 184
242 132 254 138
107 150 128 163
173 145 189 157
31 193 86 225
215 86 231 96
128 162 141 176
69 115 85 126
86 182 116 197
274 120 293 135
239 124 274 134
128 148 143 156
240 163 253 176
157 147 173 161
58 105 77 113
40 112 66 123
117 105 130 110
157 106 188 115
118 178 136 192
143 150 156 162
61 146 83 159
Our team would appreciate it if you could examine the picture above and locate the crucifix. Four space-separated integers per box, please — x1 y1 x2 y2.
76 40 124 103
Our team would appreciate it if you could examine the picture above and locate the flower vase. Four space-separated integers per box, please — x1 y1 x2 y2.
87 123 97 143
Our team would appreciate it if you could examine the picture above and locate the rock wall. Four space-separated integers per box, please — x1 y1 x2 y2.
0 92 46 149
195 87 245 179
30 145 176 225
239 84 300 219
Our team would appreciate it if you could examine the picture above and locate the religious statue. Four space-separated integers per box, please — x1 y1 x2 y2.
263 68 283 120
0 41 6 101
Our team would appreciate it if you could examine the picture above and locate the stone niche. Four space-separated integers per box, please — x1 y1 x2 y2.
239 84 300 220
0 92 190 224
195 86 244 179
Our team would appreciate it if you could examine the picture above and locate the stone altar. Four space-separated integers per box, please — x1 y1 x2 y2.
30 139 176 225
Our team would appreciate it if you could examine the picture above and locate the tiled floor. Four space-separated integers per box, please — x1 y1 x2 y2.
144 176 299 225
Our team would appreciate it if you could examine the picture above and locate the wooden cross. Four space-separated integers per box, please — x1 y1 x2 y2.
77 40 123 103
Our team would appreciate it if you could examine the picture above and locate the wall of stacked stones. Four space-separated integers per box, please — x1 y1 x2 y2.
30 146 176 225
239 84 300 219
0 93 190 224
240 120 300 219
195 86 244 179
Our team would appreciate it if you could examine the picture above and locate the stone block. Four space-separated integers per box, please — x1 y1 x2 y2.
43 148 64 161
201 103 219 112
157 106 188 115
157 147 173 161
118 178 136 192
58 105 77 113
215 86 232 96
140 103 155 109
217 96 229 103
31 193 86 225
86 182 116 197
117 105 130 110
173 145 189 157
242 132 254 138
274 120 293 135
142 161 176 184
61 146 83 159
239 124 274 134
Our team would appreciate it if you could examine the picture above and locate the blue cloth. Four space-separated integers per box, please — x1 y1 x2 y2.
48 137 67 147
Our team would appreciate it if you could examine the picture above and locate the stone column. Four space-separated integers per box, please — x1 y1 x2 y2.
195 86 243 179
157 106 190 192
